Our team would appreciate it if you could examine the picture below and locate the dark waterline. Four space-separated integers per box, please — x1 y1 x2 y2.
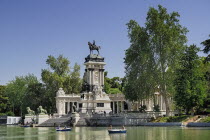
0 125 210 140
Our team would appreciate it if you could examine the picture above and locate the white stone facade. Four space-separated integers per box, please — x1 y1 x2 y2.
55 53 171 116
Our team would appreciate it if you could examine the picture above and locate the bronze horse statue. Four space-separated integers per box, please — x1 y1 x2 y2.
88 40 101 55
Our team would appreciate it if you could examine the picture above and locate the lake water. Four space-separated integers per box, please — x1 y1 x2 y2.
0 126 210 140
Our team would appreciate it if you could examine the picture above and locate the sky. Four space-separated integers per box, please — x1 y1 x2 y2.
0 0 210 85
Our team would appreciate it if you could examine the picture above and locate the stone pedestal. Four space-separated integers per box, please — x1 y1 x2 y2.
24 115 35 124
71 112 80 126
37 114 49 124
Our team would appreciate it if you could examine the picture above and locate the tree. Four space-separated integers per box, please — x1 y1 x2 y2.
0 85 10 114
103 72 123 94
104 71 111 94
124 5 188 116
201 35 210 63
41 55 81 113
174 45 207 115
24 82 46 113
5 74 39 116
125 20 156 102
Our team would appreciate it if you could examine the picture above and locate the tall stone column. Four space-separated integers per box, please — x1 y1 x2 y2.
117 101 119 114
76 102 79 111
121 101 124 112
99 70 101 86
92 70 94 87
89 70 92 87
67 102 70 114
71 102 73 113
113 102 115 114
63 101 65 115
102 70 104 85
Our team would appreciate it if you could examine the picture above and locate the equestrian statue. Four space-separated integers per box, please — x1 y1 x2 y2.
88 40 101 55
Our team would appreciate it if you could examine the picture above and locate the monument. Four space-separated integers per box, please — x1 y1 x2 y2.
37 106 49 124
80 40 112 114
24 107 35 124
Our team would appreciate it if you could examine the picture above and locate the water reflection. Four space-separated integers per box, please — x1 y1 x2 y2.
1 126 210 140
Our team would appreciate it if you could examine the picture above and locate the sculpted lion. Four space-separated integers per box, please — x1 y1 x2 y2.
37 106 47 114
26 107 35 115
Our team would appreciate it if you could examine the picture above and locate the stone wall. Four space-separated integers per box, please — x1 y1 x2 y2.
87 112 161 126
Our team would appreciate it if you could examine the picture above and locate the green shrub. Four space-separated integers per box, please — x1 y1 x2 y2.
200 117 210 123
151 115 189 122
109 88 122 94
6 111 15 116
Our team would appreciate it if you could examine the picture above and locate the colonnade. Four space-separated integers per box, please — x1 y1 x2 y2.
111 101 125 114
65 102 79 114
87 68 105 88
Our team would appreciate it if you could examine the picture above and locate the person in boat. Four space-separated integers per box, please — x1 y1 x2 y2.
121 125 125 130
108 125 112 130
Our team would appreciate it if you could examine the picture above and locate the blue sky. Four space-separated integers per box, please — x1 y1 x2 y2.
0 0 210 85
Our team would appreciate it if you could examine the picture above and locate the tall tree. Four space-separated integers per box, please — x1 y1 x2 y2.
174 45 207 114
125 20 156 102
104 71 111 94
5 74 39 116
0 85 10 114
41 55 81 113
125 5 188 116
201 35 210 63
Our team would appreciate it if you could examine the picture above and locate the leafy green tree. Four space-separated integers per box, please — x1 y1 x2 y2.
201 35 210 63
125 19 156 102
125 5 188 116
41 55 81 113
5 74 39 116
103 72 123 94
104 71 111 94
69 63 82 93
174 45 207 115
0 85 9 114
24 82 46 113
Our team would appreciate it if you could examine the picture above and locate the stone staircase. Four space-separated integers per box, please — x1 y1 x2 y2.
38 114 71 127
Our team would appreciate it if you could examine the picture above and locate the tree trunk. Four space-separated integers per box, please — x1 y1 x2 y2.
163 91 170 116
160 71 170 116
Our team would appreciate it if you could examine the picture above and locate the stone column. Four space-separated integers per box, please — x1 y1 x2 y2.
113 102 115 114
99 70 101 86
71 102 73 113
117 101 119 114
102 70 104 85
92 70 94 87
89 69 92 86
121 101 124 112
67 102 70 114
100 69 103 86
76 102 79 111
63 101 65 115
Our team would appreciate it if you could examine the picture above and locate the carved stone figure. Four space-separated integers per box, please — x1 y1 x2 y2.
26 107 35 115
88 40 101 54
37 106 47 115
72 104 77 113
56 88 65 97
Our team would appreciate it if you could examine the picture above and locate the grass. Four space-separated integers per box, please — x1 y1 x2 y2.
199 117 210 123
151 115 190 122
